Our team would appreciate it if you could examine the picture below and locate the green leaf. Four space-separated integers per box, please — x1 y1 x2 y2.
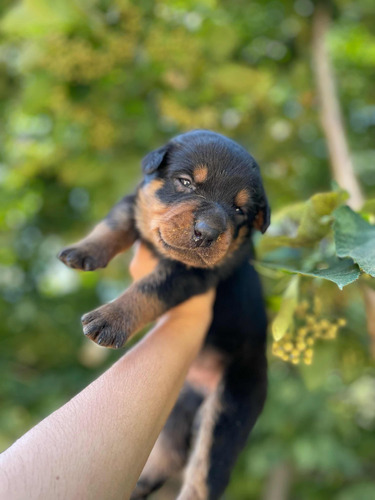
293 259 360 289
257 257 360 290
296 191 348 244
259 191 348 254
272 275 299 341
334 206 375 277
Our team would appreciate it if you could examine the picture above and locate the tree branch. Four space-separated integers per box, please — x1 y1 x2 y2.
311 4 363 209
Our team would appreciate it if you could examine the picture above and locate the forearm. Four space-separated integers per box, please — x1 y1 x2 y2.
0 308 209 500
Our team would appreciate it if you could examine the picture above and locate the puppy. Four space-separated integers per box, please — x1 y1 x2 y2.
58 130 270 499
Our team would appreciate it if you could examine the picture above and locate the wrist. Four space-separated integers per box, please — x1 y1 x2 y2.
159 293 215 332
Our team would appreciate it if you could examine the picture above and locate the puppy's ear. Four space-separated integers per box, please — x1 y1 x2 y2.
253 195 271 234
142 145 169 175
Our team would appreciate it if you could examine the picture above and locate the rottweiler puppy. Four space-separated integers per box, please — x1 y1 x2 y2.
58 130 270 499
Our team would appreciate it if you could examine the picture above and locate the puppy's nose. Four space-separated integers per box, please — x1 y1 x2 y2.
193 220 221 247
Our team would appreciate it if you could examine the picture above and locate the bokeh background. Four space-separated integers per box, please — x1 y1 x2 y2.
1 1 375 499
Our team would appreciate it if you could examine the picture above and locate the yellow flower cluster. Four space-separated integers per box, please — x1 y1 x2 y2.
42 34 134 82
272 298 347 365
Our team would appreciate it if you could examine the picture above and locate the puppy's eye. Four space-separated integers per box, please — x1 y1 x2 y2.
234 206 244 215
179 178 192 188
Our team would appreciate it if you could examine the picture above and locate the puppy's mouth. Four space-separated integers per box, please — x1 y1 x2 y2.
157 229 186 251
156 227 232 268
157 229 206 266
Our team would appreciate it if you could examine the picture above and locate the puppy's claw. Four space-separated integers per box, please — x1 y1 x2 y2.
81 312 97 325
82 323 97 336
83 257 95 271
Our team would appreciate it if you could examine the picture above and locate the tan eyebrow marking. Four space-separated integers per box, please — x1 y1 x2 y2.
235 189 250 207
193 165 208 183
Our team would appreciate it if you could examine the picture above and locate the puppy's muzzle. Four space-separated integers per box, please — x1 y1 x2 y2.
193 204 228 248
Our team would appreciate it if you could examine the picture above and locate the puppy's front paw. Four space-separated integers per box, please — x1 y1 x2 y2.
58 244 108 271
81 304 130 348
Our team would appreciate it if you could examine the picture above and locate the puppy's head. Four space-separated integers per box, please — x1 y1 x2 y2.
136 130 270 268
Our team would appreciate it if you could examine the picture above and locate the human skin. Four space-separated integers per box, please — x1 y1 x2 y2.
0 243 215 500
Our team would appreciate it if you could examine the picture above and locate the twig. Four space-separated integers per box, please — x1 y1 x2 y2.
311 4 364 209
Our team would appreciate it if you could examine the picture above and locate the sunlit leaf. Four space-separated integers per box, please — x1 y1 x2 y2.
361 198 375 214
1 0 84 36
334 206 375 277
259 191 348 253
272 275 299 341
296 191 349 244
257 257 360 290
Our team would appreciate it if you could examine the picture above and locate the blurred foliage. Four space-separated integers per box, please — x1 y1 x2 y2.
1 0 375 498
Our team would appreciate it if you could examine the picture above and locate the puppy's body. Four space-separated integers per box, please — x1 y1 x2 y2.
59 130 270 499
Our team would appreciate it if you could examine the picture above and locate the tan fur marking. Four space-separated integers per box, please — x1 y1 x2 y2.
135 179 169 242
83 222 118 250
227 225 248 256
88 220 135 254
235 189 250 207
253 210 265 231
193 165 208 183
136 180 237 268
178 390 222 500
59 217 137 271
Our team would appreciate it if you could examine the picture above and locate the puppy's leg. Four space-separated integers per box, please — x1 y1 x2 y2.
131 384 204 499
58 193 137 271
81 262 215 348
178 348 267 500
